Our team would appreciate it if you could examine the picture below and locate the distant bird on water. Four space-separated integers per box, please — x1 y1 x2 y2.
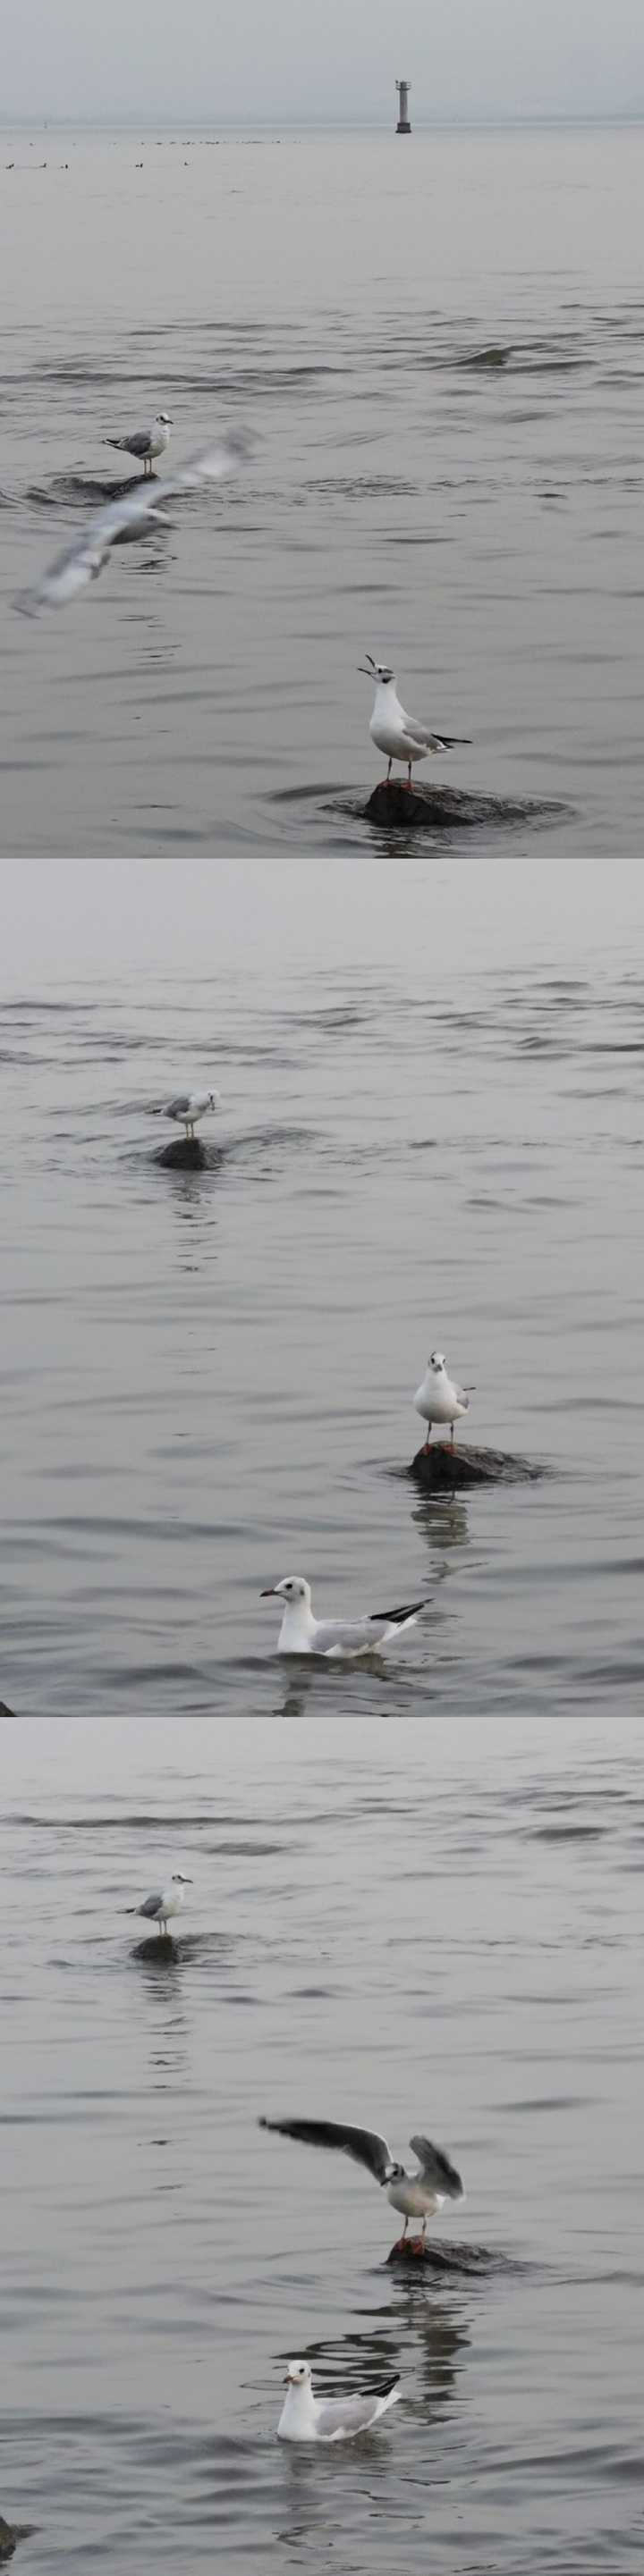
105 411 172 475
413 1351 470 1450
164 1087 221 1140
277 2359 401 2444
125 1872 191 1936
359 653 470 787
260 2117 464 2252
259 1575 428 1658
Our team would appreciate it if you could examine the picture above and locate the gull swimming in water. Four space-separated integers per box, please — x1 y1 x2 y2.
15 431 250 615
260 2117 464 2252
164 1086 221 1139
125 1871 191 1936
259 1575 428 1657
277 2360 401 2444
104 411 173 475
413 1351 470 1450
359 653 470 787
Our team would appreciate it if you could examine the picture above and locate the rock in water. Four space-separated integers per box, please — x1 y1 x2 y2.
409 1442 543 1489
0 2522 35 2562
156 1137 208 1170
364 780 567 831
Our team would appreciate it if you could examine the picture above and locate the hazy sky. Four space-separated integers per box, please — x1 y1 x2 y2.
6 0 644 122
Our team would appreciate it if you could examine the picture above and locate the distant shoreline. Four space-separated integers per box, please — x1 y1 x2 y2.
2 111 644 134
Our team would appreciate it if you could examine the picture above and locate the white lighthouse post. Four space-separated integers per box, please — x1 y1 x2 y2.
395 80 411 132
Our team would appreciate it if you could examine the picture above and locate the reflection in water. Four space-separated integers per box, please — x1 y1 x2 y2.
411 1494 471 1560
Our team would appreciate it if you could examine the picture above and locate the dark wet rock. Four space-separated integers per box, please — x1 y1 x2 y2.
409 1442 544 1490
0 2521 35 2561
364 780 568 831
156 1136 208 1170
386 2239 501 2275
0 1702 15 1718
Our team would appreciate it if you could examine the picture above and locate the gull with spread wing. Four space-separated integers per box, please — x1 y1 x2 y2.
260 2115 464 2252
15 432 250 615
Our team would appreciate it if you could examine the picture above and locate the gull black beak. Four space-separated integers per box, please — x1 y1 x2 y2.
260 1587 277 1597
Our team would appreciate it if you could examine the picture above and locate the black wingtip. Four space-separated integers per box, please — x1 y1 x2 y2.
369 1597 428 1625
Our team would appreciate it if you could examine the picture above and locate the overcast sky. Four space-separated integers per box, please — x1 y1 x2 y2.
5 0 644 122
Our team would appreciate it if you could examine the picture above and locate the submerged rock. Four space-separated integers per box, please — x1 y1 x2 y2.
409 1442 543 1490
156 1136 208 1170
0 2522 34 2562
386 2238 499 2275
364 779 566 831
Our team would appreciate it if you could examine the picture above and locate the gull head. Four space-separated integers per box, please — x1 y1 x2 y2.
171 1871 192 1884
284 2360 311 2387
358 652 394 685
429 1351 445 1370
260 1576 311 1607
157 412 173 426
207 1090 221 1110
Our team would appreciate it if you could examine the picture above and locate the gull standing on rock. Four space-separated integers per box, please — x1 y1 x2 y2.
259 1575 428 1657
260 2117 464 2252
104 412 173 475
359 653 470 787
164 1087 221 1140
413 1351 470 1451
125 1871 192 1936
277 2359 401 2444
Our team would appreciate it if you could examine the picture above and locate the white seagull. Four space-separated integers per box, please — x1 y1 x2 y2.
259 1575 428 1657
125 1871 191 1936
277 2359 401 2445
413 1351 470 1451
15 431 250 615
359 652 470 787
104 410 173 475
164 1086 221 1140
260 2117 464 2252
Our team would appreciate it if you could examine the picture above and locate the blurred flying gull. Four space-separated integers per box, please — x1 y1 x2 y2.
15 431 250 615
260 2116 464 2251
259 1574 428 1657
277 2359 401 2444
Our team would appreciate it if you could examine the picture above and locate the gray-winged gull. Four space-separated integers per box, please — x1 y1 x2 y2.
259 1576 428 1657
277 2360 401 2444
125 1872 191 1936
359 653 470 787
260 2116 464 2249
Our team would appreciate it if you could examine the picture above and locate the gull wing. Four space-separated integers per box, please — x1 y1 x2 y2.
315 2382 400 2439
259 2116 394 2184
453 1383 470 1408
409 2135 464 2200
137 1891 165 1920
114 426 155 456
14 430 251 616
312 1597 426 1654
165 1093 192 1117
402 719 471 753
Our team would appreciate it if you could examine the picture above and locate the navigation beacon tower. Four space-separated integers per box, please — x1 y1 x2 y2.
395 80 411 133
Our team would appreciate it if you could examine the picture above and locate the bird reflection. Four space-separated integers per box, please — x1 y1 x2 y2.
411 1494 470 1559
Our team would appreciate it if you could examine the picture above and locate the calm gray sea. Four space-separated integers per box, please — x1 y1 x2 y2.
2 849 644 2571
2 122 644 854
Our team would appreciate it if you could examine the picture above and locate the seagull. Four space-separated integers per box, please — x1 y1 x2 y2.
260 2117 464 2252
413 1351 470 1451
14 431 250 615
358 653 470 787
259 1575 428 1657
125 1871 191 1936
277 2359 401 2444
104 411 173 475
164 1086 221 1139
